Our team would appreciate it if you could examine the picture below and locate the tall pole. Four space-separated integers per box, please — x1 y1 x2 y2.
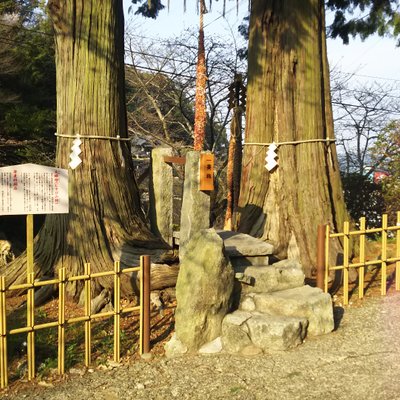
224 74 244 230
193 0 207 151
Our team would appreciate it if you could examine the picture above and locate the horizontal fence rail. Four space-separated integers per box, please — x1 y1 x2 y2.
0 256 151 389
319 212 400 305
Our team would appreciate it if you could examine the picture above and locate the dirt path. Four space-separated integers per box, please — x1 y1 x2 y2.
2 292 400 400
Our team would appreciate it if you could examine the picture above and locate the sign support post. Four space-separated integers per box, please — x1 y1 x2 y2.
26 214 35 380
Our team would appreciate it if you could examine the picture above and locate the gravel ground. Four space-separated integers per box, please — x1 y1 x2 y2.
2 293 400 400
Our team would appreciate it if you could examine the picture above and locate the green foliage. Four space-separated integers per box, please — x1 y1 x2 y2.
343 121 400 228
4 105 55 139
327 0 400 44
129 0 165 19
342 173 385 226
370 120 400 224
0 0 40 23
0 2 56 165
238 1 400 55
237 15 249 60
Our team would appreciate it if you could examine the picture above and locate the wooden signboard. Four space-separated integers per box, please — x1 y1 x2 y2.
199 153 214 191
0 163 68 215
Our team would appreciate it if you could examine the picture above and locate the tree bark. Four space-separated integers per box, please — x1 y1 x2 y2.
136 263 179 291
1 0 163 299
238 0 349 277
193 0 207 151
224 106 243 231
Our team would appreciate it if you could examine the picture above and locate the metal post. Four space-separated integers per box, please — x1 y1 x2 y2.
140 255 151 355
316 224 326 290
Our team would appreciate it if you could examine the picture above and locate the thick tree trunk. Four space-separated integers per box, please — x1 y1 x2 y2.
1 0 163 299
238 0 349 277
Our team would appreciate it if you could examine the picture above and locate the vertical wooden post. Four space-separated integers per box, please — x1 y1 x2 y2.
113 261 121 363
58 267 66 375
343 221 350 306
324 224 330 293
381 214 388 296
0 276 8 389
84 263 91 366
316 225 326 290
396 211 400 291
26 214 35 381
140 255 151 355
359 217 366 299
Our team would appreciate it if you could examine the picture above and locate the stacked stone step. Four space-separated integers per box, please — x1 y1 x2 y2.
218 231 334 355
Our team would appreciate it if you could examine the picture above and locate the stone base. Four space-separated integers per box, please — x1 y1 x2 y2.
221 310 308 353
217 231 274 257
236 259 305 295
252 285 334 336
230 255 271 269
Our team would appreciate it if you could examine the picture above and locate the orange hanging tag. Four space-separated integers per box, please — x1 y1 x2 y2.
199 153 214 191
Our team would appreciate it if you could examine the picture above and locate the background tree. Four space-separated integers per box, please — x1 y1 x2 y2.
327 0 400 45
331 73 398 175
125 67 194 150
124 28 245 152
330 72 399 225
370 120 400 225
0 2 56 166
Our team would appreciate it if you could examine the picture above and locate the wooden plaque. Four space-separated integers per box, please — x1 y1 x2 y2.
199 153 214 191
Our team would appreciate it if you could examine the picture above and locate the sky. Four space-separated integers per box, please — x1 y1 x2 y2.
123 0 400 88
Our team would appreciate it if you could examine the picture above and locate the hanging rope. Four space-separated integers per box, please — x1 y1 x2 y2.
55 133 131 141
243 138 336 146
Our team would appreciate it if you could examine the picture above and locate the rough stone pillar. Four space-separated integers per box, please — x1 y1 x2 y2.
149 147 174 246
179 151 211 260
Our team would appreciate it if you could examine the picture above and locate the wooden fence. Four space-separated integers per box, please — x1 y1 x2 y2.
320 212 400 305
0 256 151 389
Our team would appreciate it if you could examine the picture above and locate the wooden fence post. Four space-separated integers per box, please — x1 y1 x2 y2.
316 224 326 290
0 276 7 389
140 255 151 355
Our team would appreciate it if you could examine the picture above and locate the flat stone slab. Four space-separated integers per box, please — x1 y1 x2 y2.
237 259 305 294
221 310 308 353
253 285 334 336
246 314 308 352
230 255 271 269
217 231 274 257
